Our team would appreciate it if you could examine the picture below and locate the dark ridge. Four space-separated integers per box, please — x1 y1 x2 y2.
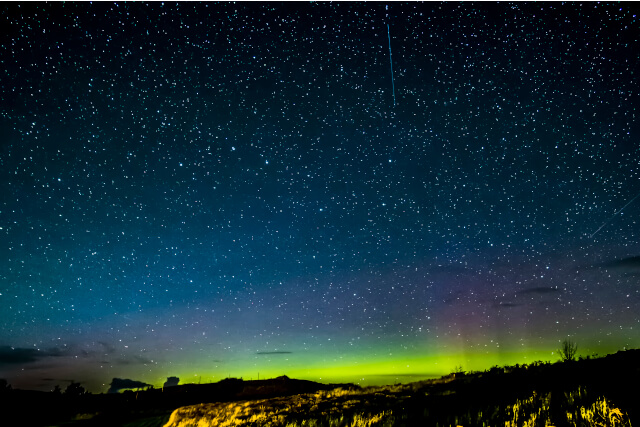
2 349 638 426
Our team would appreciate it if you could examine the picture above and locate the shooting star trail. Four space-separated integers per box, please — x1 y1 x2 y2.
387 23 396 107
590 191 640 238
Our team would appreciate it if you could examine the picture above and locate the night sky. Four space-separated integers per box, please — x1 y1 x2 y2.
1 2 639 393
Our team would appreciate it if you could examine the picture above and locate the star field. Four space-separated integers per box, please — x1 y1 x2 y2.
1 2 639 392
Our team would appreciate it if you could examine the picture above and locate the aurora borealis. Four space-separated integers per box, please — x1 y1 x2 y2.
1 2 639 393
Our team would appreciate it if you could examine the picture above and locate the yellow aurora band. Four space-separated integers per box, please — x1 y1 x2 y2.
158 347 565 388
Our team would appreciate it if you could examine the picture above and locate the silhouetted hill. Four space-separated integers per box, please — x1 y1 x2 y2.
1 375 356 426
4 349 639 426
163 350 640 427
157 375 357 402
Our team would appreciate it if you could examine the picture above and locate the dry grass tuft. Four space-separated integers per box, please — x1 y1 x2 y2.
163 387 396 427
163 385 631 427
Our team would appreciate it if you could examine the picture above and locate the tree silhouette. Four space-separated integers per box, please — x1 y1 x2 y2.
558 339 578 362
64 381 86 396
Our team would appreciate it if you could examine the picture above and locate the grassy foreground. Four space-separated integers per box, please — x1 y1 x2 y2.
4 349 638 426
163 350 639 427
162 385 631 427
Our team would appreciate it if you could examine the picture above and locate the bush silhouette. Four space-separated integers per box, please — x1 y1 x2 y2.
558 339 578 362
64 381 86 397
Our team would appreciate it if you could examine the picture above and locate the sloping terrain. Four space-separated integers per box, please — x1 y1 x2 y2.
163 351 640 427
4 350 639 426
162 385 632 427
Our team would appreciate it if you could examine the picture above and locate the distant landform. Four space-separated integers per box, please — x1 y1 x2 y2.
2 349 638 426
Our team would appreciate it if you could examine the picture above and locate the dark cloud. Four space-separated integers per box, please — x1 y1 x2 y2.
0 346 65 366
98 341 116 354
518 287 561 295
498 302 522 308
114 355 153 365
256 351 292 355
107 378 151 393
599 256 640 273
427 264 470 275
492 288 560 309
133 355 153 364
